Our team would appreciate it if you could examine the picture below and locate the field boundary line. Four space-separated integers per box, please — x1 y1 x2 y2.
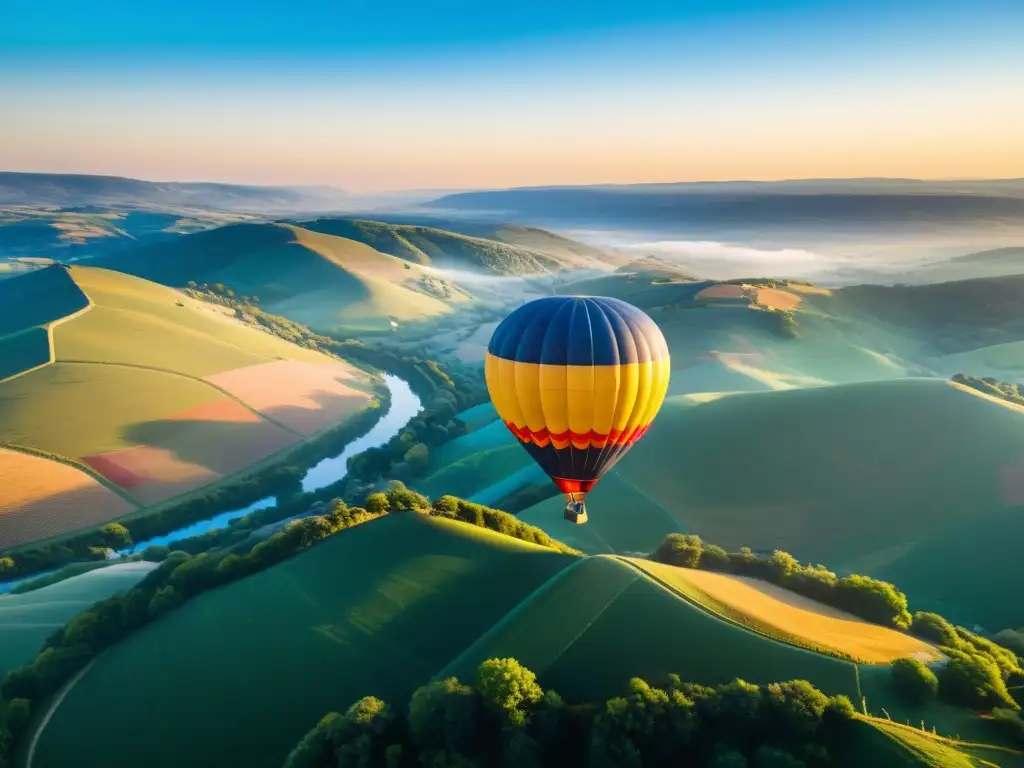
25 657 97 768
56 359 305 437
431 555 612 681
609 471 688 533
614 557 865 698
1 442 143 509
862 716 1024 758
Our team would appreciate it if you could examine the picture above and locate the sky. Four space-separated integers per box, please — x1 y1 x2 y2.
3 0 1024 192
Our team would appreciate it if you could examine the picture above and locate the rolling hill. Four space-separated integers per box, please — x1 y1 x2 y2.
99 222 470 333
0 264 377 548
517 378 1024 630
0 172 350 213
0 561 157 679
30 514 577 768
298 217 614 273
32 512 1010 768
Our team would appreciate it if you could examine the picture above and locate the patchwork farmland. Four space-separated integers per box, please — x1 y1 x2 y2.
0 264 379 547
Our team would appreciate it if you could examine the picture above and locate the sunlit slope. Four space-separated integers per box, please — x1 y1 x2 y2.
0 562 157 678
438 555 862 704
33 514 576 768
629 558 938 664
567 379 1024 628
556 272 917 396
843 718 1024 768
298 217 592 274
100 222 465 333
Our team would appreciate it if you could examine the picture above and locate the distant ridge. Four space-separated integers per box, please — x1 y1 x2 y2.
0 172 351 213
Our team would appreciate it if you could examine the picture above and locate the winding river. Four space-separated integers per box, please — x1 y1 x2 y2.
0 375 423 593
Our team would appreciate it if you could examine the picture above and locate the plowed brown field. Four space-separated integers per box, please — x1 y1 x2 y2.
0 448 137 548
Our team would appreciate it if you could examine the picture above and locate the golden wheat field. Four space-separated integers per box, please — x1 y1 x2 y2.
753 287 803 310
696 284 747 300
631 559 940 664
0 448 137 548
204 360 371 435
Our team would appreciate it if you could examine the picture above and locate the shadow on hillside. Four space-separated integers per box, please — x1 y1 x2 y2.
118 388 378 473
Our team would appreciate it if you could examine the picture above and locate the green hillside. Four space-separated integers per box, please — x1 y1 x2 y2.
0 561 157 678
101 222 466 333
298 217 582 274
438 555 862 704
512 379 1024 630
32 514 576 768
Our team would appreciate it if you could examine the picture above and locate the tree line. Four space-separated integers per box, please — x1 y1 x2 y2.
951 373 1024 406
0 491 575 767
284 656 859 768
650 535 1024 725
0 392 388 581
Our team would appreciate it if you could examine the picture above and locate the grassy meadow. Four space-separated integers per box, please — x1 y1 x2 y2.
438 555 863 705
0 562 157 678
33 514 576 768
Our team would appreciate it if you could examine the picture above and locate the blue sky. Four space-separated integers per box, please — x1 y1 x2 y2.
3 0 1023 190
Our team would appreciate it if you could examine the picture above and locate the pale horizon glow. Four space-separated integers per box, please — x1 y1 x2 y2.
3 1 1024 192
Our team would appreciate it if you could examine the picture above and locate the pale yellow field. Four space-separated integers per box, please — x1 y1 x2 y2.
754 287 803 310
0 448 137 548
204 360 371 435
632 559 940 663
697 284 747 300
786 283 832 296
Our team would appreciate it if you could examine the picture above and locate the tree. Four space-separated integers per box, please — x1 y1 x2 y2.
711 747 748 768
477 658 543 727
97 522 132 550
652 534 703 568
404 443 430 477
364 492 390 516
0 557 14 576
148 585 183 618
753 746 806 768
911 612 960 648
763 680 828 741
408 677 479 754
889 658 938 706
701 545 731 571
938 649 1019 710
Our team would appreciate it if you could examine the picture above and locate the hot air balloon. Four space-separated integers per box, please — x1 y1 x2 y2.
485 296 670 524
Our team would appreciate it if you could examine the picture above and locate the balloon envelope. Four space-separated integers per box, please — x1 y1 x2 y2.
485 295 670 497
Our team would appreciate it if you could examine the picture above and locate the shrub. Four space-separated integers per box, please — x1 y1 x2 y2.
911 612 960 647
651 534 703 568
889 658 939 706
938 648 1020 711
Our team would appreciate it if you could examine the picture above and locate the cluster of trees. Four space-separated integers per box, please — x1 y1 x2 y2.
649 536 1024 722
344 389 467 492
651 535 912 629
0 491 573 766
894 613 1022 712
951 373 1024 406
0 396 388 582
284 657 857 768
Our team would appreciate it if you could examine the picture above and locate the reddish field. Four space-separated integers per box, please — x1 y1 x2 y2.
165 397 262 424
697 284 747 300
0 448 137 548
83 447 221 504
205 360 371 435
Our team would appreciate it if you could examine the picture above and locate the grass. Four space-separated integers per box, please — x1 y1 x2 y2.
101 223 460 334
438 554 863 705
0 562 157 679
518 470 684 555
627 558 938 664
455 402 498 433
416 443 533 500
61 266 332 369
857 717 1024 767
33 514 576 768
0 265 88 337
595 378 1024 630
0 362 227 457
0 327 50 380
